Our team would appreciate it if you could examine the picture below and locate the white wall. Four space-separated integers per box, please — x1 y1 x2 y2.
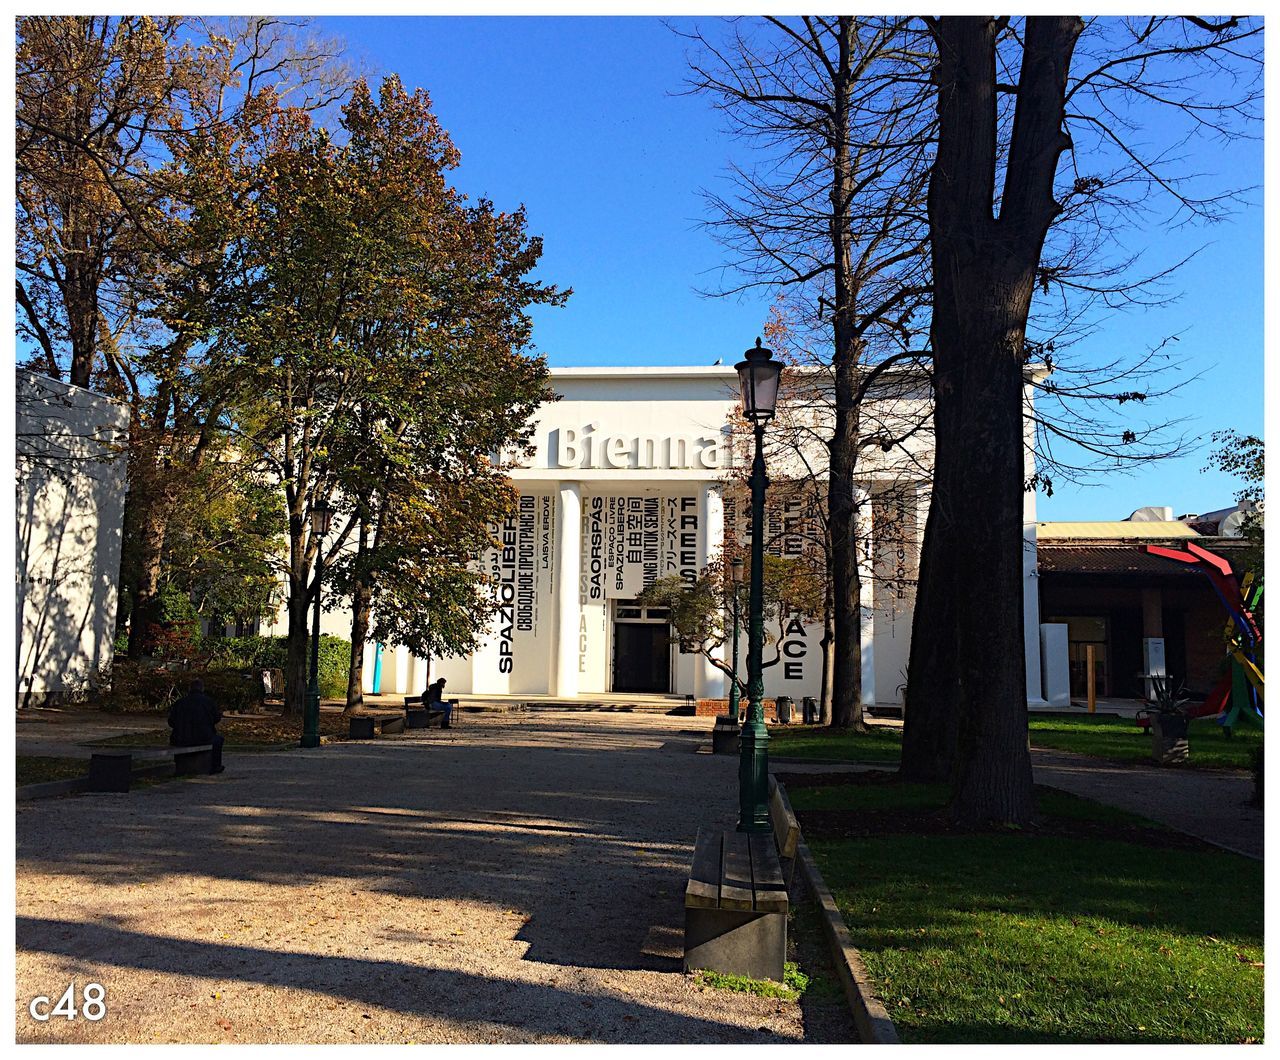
16 371 129 704
252 365 1043 707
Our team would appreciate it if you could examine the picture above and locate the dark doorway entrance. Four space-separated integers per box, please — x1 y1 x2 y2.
612 601 672 693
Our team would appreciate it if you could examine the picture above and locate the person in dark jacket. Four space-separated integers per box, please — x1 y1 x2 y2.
168 678 225 773
426 677 452 728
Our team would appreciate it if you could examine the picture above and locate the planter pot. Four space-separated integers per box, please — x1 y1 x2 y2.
1150 713 1189 766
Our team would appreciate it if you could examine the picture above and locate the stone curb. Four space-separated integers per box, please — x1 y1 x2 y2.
16 777 89 801
771 755 885 768
775 780 900 1045
16 760 174 801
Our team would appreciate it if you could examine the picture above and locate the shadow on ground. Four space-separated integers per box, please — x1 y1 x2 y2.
18 714 787 1042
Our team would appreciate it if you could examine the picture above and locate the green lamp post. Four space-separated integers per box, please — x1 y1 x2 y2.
301 497 332 749
735 338 783 833
727 555 744 722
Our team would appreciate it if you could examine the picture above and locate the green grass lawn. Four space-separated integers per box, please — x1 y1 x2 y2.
1028 714 1262 770
766 714 1261 772
767 723 903 763
796 780 1264 1043
16 755 88 786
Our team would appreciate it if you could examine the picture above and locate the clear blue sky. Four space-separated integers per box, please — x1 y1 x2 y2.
322 16 1264 522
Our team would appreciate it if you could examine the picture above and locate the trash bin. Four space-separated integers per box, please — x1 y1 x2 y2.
776 695 793 724
802 696 817 724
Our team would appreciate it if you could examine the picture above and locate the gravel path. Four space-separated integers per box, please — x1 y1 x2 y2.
16 710 854 1044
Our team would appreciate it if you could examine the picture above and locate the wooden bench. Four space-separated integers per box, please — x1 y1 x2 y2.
348 713 407 739
769 776 801 887
402 694 448 730
683 826 790 982
88 744 216 793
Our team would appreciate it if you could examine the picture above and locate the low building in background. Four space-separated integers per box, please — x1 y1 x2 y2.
267 363 1051 709
1036 509 1257 706
16 369 130 706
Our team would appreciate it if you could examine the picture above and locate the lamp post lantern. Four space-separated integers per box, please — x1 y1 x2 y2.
301 498 333 749
727 556 744 723
734 338 782 833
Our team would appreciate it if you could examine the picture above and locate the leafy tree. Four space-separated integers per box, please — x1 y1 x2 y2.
157 474 285 634
317 79 563 712
1204 430 1264 586
16 16 349 658
637 555 825 697
221 76 565 715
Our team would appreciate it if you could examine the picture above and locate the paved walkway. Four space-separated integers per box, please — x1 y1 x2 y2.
16 711 854 1044
774 747 1262 859
1030 748 1263 859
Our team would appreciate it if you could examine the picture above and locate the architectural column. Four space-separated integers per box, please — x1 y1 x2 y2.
1023 388 1047 705
856 485 876 708
391 644 411 694
409 655 430 695
695 483 726 700
553 481 582 698
361 640 378 696
1142 587 1164 638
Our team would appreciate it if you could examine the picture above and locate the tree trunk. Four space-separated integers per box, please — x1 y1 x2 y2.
946 324 1034 824
283 508 311 717
346 579 372 714
819 594 835 726
827 432 862 729
904 15 1081 825
900 348 967 780
899 472 962 781
284 578 309 716
126 497 169 659
826 16 865 732
63 141 100 390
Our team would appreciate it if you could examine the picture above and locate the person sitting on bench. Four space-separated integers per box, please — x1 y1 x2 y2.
426 677 452 729
168 677 225 773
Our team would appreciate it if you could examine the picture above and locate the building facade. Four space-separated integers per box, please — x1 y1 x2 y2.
16 370 130 705
347 365 1048 708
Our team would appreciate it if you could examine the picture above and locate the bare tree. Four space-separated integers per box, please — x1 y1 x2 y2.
683 16 934 729
739 306 935 725
901 15 1262 826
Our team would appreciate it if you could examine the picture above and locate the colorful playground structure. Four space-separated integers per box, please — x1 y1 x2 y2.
1143 541 1263 730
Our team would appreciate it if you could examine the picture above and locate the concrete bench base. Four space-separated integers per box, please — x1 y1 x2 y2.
88 754 132 793
684 827 789 982
173 747 214 776
684 905 788 983
349 714 407 739
88 745 215 793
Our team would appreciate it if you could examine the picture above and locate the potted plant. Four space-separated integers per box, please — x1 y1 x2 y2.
1143 675 1191 766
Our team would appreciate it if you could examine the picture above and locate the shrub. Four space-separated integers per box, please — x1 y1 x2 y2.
97 661 186 714
199 669 264 713
203 635 289 671
99 662 267 715
201 634 350 699
317 635 350 699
